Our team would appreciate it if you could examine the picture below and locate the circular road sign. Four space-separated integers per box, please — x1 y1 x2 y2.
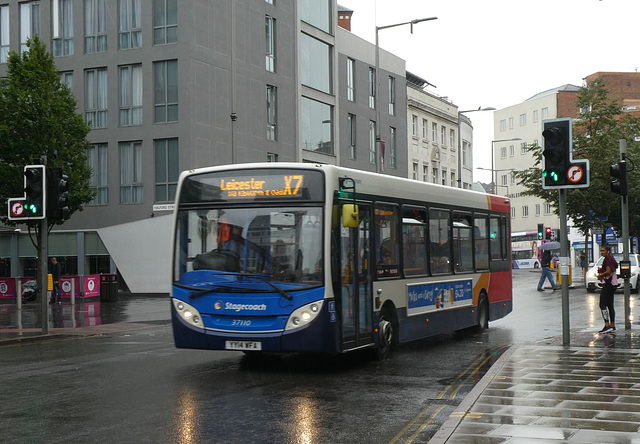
11 201 25 217
567 165 584 183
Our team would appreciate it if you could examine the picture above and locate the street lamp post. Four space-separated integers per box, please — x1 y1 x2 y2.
457 107 495 188
375 17 437 173
488 138 521 193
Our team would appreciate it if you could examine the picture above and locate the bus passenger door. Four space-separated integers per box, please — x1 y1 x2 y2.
339 204 373 350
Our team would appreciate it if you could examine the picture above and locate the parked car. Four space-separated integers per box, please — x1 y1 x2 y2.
585 253 640 293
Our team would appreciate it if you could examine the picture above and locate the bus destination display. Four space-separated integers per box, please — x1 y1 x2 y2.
220 175 303 199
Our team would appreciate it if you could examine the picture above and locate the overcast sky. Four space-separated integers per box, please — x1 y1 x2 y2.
337 0 640 182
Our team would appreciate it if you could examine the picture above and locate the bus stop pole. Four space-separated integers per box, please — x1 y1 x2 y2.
559 189 570 345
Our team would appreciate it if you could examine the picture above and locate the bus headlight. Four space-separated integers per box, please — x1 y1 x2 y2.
285 301 323 331
172 298 203 329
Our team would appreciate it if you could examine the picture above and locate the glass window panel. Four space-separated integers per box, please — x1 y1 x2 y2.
301 97 332 155
474 214 489 270
429 209 451 275
300 33 331 94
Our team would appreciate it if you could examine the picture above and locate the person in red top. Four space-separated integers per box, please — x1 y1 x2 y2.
597 245 618 333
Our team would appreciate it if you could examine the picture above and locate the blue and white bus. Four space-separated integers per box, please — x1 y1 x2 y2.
171 163 512 358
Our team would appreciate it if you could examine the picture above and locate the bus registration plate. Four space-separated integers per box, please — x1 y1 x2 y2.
225 340 262 351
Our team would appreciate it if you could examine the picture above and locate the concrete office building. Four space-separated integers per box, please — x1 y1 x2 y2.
0 0 407 293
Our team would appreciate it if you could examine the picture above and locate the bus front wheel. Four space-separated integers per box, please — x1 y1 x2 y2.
477 294 489 330
375 307 397 360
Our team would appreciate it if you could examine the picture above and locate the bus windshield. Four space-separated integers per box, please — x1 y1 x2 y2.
174 206 323 286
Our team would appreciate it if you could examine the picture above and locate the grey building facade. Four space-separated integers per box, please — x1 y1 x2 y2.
0 0 407 293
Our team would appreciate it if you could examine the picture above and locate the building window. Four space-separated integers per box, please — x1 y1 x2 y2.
412 115 418 137
52 0 74 57
542 108 549 120
389 127 396 169
119 0 142 49
87 143 108 205
412 163 418 180
119 141 143 204
301 97 332 154
521 142 527 155
265 16 275 72
155 138 179 202
0 5 8 63
267 152 278 162
369 120 376 164
462 141 470 167
347 113 356 160
501 174 507 186
60 71 73 89
441 126 446 145
432 167 438 184
509 145 515 157
347 58 355 102
85 67 108 128
508 117 513 129
85 0 107 54
119 64 143 127
153 0 177 45
368 68 375 109
450 129 455 149
20 2 40 53
300 33 331 94
441 169 447 186
451 172 456 187
299 0 330 33
422 164 428 182
520 113 527 126
422 119 428 140
544 202 552 215
500 147 507 159
511 207 516 218
533 109 539 123
154 60 178 123
266 85 277 141
388 76 395 115
522 206 529 217
535 204 541 216
500 119 506 132
432 122 437 142
510 172 516 185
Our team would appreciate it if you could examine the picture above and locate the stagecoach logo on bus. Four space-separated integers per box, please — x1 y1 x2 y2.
215 300 268 312
407 280 473 315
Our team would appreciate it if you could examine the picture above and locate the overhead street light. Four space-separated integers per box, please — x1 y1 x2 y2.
375 16 438 173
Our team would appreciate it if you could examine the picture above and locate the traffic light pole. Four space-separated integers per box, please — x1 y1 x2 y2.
620 140 631 330
559 189 570 345
39 216 48 335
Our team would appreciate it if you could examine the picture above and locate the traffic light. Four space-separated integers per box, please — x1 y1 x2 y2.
610 160 628 196
545 227 552 240
542 120 570 187
541 118 589 189
47 167 69 220
23 165 46 219
537 223 544 240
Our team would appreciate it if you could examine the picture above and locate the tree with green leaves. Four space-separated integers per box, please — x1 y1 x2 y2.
0 36 94 302
0 36 94 229
515 77 640 244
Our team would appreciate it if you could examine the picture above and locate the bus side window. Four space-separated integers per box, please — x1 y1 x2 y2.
429 208 451 275
474 214 489 270
402 206 427 276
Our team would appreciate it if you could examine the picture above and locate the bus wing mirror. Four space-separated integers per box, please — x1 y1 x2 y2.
342 204 359 228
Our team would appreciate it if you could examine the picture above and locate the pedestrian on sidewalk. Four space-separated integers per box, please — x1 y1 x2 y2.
537 249 557 291
597 245 618 333
49 257 62 304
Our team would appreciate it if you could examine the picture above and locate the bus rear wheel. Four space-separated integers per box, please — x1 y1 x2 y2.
477 293 489 330
375 307 397 360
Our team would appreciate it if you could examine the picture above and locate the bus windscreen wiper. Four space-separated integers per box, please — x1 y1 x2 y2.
237 273 293 301
174 282 266 299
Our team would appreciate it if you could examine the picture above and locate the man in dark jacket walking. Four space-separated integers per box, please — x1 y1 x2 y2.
49 257 62 304
537 249 557 291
